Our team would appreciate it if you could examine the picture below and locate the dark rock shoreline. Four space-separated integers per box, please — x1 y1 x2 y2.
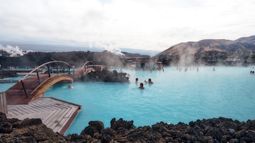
1 113 255 143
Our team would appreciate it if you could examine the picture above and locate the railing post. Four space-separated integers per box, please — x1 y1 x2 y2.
72 66 75 75
57 66 59 74
47 65 51 77
68 67 71 75
20 80 28 97
0 92 7 114
36 70 40 83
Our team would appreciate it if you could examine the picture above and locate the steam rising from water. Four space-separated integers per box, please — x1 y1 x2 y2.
103 42 124 56
0 45 31 57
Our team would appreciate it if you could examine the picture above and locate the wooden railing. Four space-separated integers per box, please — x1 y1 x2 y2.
0 92 7 114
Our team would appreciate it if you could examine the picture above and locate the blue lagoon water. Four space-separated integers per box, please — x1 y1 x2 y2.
44 67 255 134
0 76 22 92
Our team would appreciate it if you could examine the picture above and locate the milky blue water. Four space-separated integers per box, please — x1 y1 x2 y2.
0 83 14 92
44 67 254 134
0 76 22 92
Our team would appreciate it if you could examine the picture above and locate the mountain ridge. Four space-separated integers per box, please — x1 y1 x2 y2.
156 35 255 65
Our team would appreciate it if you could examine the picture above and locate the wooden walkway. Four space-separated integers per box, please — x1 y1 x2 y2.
5 74 72 105
7 97 81 134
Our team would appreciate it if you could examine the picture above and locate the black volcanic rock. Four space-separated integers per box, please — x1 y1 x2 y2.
2 112 255 142
80 121 104 137
81 68 129 83
110 118 135 131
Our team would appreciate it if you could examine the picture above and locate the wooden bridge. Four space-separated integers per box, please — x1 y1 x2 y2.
5 61 73 105
5 61 105 105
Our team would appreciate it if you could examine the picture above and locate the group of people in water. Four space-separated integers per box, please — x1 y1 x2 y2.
250 67 255 74
135 78 153 89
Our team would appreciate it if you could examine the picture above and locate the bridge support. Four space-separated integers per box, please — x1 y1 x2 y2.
20 80 28 97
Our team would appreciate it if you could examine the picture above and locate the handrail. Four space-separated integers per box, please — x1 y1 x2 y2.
22 61 71 80
81 61 94 68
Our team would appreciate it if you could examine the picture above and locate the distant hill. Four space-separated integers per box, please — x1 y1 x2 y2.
0 50 151 68
236 35 255 45
0 41 158 56
156 35 255 66
0 40 157 68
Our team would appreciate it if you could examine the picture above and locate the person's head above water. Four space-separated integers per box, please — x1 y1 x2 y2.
139 83 144 89
135 78 138 82
148 78 153 84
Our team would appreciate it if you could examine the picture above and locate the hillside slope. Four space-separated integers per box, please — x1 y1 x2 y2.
156 36 255 66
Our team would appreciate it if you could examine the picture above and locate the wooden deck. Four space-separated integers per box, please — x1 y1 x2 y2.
7 97 81 134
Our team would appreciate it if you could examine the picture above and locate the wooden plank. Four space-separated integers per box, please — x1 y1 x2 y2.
43 109 62 126
54 107 77 132
0 92 7 114
46 107 70 128
15 105 31 115
51 107 72 132
6 97 80 134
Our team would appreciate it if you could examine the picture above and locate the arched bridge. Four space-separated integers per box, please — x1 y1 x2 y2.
6 61 74 104
5 61 105 105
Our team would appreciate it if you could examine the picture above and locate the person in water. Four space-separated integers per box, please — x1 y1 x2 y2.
135 78 139 83
144 80 148 84
148 78 153 84
139 83 144 89
68 84 73 89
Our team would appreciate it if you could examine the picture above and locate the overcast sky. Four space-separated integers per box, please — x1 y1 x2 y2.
0 0 255 51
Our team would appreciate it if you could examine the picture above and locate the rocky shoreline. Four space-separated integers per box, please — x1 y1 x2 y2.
1 113 255 142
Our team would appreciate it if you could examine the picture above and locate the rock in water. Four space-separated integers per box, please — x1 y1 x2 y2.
81 69 129 83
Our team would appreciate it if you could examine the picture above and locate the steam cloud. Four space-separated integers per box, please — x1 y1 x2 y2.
0 44 32 57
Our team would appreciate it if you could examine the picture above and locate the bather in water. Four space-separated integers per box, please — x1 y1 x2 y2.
139 83 144 89
135 78 139 84
148 78 153 84
68 84 73 89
